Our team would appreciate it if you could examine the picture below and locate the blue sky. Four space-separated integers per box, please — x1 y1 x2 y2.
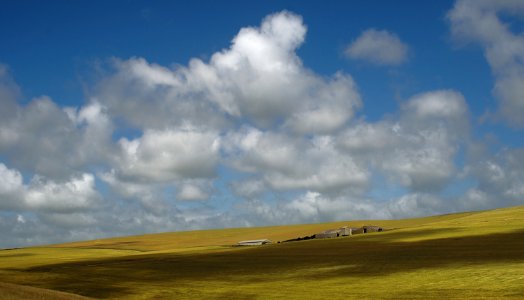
0 0 523 248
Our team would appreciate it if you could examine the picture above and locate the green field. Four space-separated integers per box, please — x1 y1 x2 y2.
1 205 523 299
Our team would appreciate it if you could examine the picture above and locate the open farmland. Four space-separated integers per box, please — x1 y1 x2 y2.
1 205 523 299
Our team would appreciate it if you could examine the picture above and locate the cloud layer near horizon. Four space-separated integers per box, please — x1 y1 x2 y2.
0 7 523 248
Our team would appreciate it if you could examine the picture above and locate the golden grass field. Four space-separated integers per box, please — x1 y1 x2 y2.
1 205 523 299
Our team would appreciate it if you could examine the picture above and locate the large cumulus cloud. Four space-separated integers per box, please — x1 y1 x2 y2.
95 12 361 134
337 90 469 192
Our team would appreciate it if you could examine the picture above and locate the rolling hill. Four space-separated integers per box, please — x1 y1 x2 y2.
1 205 523 299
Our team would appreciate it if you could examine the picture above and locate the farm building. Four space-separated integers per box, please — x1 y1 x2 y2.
236 239 272 246
316 226 353 238
288 225 386 242
363 225 383 233
350 227 364 234
339 226 352 236
316 226 361 238
315 229 341 239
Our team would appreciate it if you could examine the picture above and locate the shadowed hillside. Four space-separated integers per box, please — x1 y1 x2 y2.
0 282 93 300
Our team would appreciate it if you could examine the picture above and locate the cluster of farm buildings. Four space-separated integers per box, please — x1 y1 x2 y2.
236 225 383 246
315 225 383 238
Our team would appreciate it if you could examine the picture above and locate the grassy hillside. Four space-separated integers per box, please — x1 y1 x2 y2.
0 282 93 300
1 205 523 299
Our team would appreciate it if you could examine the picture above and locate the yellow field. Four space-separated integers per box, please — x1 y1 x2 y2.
1 205 523 299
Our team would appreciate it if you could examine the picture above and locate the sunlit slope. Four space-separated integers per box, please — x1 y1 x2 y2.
0 205 523 299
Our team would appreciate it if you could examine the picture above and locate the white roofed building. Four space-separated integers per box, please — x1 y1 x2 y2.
236 239 272 246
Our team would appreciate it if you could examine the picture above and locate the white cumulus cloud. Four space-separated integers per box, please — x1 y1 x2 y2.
345 29 409 65
113 128 220 182
224 127 369 194
0 163 100 213
448 0 524 127
95 11 361 134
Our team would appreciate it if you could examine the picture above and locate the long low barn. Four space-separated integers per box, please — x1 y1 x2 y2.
315 230 340 239
237 239 272 246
